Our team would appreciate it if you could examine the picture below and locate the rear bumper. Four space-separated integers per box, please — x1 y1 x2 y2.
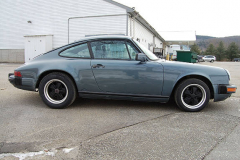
214 84 237 102
8 73 35 91
8 73 22 87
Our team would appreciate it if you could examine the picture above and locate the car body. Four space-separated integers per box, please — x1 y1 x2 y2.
9 36 237 112
233 58 240 62
197 55 204 62
203 55 216 62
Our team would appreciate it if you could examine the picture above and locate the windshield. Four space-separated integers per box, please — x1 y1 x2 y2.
133 39 159 60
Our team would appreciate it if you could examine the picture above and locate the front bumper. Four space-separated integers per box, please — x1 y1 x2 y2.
218 84 237 94
214 84 237 102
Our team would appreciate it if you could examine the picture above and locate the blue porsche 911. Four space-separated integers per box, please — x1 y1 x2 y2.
9 36 237 111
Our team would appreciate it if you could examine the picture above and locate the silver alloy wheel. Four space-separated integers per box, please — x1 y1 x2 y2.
44 79 68 104
180 84 206 109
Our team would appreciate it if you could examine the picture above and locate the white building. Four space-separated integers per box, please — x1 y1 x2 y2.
0 0 165 63
159 31 196 58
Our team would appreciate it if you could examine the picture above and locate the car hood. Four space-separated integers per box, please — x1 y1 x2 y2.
158 60 224 71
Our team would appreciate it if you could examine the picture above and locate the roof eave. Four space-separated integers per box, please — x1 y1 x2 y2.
102 0 134 12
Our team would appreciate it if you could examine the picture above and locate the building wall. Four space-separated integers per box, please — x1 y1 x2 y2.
128 16 163 53
130 18 155 52
69 15 127 42
0 0 127 62
155 37 163 49
0 50 24 63
0 0 126 50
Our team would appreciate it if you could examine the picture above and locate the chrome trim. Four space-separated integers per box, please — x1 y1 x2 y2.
181 84 206 109
44 79 68 104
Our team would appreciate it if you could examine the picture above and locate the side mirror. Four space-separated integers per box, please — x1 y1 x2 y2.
135 53 147 62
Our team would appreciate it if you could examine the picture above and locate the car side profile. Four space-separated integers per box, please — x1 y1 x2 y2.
9 36 237 112
203 55 216 62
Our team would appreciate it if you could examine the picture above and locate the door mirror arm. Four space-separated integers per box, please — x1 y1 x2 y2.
135 53 147 63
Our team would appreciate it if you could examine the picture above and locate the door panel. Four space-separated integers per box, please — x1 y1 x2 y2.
91 59 163 95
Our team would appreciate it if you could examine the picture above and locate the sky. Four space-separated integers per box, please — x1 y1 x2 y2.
114 0 240 37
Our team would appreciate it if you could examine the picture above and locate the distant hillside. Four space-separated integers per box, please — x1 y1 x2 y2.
196 35 240 52
196 35 216 40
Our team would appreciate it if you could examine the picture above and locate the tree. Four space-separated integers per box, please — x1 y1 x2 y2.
190 43 201 54
216 41 225 61
205 44 216 55
226 42 239 61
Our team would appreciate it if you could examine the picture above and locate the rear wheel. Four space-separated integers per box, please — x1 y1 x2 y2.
39 72 76 109
174 78 210 112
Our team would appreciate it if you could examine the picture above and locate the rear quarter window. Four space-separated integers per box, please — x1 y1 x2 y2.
60 43 91 58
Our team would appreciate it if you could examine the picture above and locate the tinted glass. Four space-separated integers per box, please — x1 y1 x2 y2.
91 40 130 59
60 43 90 58
126 41 139 60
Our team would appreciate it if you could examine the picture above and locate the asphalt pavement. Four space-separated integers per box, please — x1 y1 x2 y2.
0 62 239 160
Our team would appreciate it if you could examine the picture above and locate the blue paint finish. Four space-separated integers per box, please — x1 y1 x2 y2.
159 60 229 97
213 84 231 102
9 36 236 105
91 59 163 95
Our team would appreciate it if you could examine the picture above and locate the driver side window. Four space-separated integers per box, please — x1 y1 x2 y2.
90 40 130 60
126 41 140 60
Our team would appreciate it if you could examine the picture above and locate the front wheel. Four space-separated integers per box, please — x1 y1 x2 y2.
39 72 76 109
174 78 210 112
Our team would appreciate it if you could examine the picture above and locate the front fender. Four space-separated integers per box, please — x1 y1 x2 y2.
160 61 229 97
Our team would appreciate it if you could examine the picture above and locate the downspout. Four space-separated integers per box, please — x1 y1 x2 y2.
153 36 155 47
130 11 139 39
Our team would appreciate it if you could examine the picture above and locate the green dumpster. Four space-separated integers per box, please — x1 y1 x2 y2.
176 51 197 63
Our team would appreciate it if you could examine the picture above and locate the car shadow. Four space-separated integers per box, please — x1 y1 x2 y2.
68 98 179 112
18 92 179 112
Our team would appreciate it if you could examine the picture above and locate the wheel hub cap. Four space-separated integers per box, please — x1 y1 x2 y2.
181 84 206 109
55 89 59 94
44 79 68 104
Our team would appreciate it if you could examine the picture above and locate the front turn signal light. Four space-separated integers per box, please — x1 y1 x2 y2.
227 87 236 93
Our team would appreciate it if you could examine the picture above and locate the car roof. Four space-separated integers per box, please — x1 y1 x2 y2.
76 35 133 42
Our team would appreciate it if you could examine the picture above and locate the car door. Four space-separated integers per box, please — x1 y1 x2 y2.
89 39 164 96
59 42 100 92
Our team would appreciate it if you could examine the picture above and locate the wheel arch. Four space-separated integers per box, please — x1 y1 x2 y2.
36 70 78 92
171 75 214 99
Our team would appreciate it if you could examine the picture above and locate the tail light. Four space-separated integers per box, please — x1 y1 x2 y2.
14 71 22 77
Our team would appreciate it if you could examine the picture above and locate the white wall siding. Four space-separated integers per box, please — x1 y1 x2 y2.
69 15 127 42
0 0 126 49
133 19 154 52
155 37 163 49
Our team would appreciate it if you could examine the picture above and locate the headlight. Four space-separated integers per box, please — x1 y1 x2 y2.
225 69 231 80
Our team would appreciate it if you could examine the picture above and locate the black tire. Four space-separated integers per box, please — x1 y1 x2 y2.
210 60 214 63
174 78 210 112
39 72 76 109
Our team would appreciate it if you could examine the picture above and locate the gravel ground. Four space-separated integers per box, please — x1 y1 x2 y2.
0 62 239 160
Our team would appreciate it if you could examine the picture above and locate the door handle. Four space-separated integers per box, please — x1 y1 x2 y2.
92 64 105 68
